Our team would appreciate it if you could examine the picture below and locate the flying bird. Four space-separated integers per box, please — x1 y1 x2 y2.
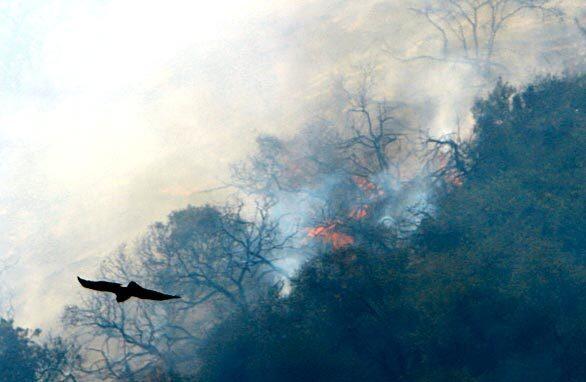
77 276 180 303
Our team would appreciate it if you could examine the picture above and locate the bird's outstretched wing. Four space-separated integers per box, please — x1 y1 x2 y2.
127 281 180 301
78 276 123 294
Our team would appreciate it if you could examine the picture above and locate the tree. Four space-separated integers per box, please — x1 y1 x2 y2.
230 123 347 196
144 201 294 316
230 135 293 195
391 0 563 77
229 70 429 258
64 202 293 380
0 318 78 382
337 72 412 179
232 71 416 194
197 74 586 382
424 130 472 190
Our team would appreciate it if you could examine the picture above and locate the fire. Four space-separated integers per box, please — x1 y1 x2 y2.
306 176 387 250
349 205 369 220
352 176 384 196
307 223 354 250
352 176 377 192
347 176 386 221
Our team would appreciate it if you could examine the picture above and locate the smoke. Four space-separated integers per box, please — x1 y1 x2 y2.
230 0 586 285
0 0 584 331
0 0 301 330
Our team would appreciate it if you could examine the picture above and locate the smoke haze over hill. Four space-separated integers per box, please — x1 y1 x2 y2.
0 0 584 333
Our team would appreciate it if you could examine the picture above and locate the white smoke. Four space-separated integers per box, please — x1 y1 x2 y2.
0 0 583 331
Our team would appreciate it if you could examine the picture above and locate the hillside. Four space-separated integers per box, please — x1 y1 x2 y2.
197 75 586 382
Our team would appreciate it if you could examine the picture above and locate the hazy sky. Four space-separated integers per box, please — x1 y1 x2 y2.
0 0 309 329
0 0 583 331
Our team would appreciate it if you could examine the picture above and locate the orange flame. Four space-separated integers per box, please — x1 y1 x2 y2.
307 223 354 250
349 205 369 220
352 176 377 192
352 176 385 197
347 176 385 221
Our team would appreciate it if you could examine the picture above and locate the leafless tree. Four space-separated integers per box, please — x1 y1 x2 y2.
231 123 346 197
389 0 563 77
230 135 292 195
64 202 294 380
152 200 295 316
424 129 472 188
338 73 412 179
63 248 191 381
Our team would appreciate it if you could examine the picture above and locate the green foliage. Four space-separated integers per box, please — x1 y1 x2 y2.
0 318 76 382
197 74 586 382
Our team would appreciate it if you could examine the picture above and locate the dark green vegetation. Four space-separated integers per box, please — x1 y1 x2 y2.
196 76 586 381
3 75 583 382
0 319 77 382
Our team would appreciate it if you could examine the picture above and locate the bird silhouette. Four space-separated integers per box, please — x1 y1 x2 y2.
77 276 180 303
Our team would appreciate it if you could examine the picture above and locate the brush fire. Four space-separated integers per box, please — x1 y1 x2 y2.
307 222 355 250
306 176 386 249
